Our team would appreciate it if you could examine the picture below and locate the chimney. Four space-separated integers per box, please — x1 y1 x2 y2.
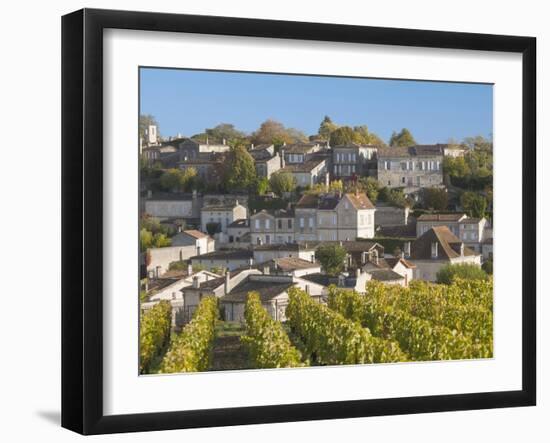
187 262 193 276
224 271 230 295
192 276 199 289
404 241 411 258
431 242 439 259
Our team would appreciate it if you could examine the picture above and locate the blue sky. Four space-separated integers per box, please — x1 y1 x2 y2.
139 68 493 144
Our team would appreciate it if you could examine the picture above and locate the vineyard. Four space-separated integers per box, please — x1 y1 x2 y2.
140 277 493 373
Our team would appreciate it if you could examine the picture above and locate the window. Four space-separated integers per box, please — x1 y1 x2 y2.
277 219 282 229
266 235 271 244
255 219 260 229
402 177 406 184
288 219 292 229
308 217 314 228
300 217 304 228
265 219 270 229
333 214 337 225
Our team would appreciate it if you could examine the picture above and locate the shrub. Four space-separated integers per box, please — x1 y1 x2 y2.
140 301 172 373
160 297 218 373
436 263 488 285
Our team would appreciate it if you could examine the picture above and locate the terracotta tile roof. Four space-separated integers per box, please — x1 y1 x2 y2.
368 269 405 282
295 193 318 209
345 193 375 210
191 249 253 261
410 226 477 260
219 281 294 303
417 213 467 222
182 229 208 239
279 157 326 173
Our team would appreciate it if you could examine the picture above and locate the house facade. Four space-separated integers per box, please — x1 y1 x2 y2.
295 192 376 242
408 226 482 281
332 143 378 179
200 202 248 235
250 208 295 245
416 213 489 253
377 145 444 192
278 157 327 187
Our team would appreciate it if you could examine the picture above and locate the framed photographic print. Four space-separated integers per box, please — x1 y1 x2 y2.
61 8 536 435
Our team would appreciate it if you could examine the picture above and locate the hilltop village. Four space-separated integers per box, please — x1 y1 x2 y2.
139 121 493 329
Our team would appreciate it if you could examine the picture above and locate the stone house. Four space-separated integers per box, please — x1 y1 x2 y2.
295 192 376 242
374 203 410 227
416 213 489 253
407 226 482 281
249 144 282 178
180 268 324 323
170 229 215 256
226 219 250 246
250 208 295 245
190 249 254 272
143 191 200 221
280 143 322 164
278 156 327 187
145 245 197 277
332 143 378 179
252 243 316 264
200 201 247 235
377 145 444 192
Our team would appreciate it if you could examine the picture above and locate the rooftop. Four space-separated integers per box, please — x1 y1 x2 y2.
220 281 294 303
417 213 467 222
279 157 326 173
410 226 477 260
191 249 253 261
182 229 209 239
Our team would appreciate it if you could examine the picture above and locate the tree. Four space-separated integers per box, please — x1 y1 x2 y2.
269 171 297 197
422 187 449 210
255 177 270 195
223 145 257 190
350 177 379 203
251 119 307 146
379 187 410 208
461 191 487 218
318 115 339 141
159 168 197 192
329 126 355 146
140 228 153 252
329 180 344 194
205 123 246 144
482 259 493 275
389 128 416 147
436 263 488 285
316 244 347 276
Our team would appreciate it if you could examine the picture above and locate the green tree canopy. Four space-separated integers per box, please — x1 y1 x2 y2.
223 145 257 190
251 119 307 146
436 263 488 285
316 244 347 276
318 115 339 141
159 168 197 192
389 128 416 147
460 191 487 218
422 187 449 211
205 123 246 145
329 126 355 146
269 171 297 197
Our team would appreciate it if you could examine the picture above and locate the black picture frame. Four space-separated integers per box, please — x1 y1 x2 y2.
62 8 537 435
